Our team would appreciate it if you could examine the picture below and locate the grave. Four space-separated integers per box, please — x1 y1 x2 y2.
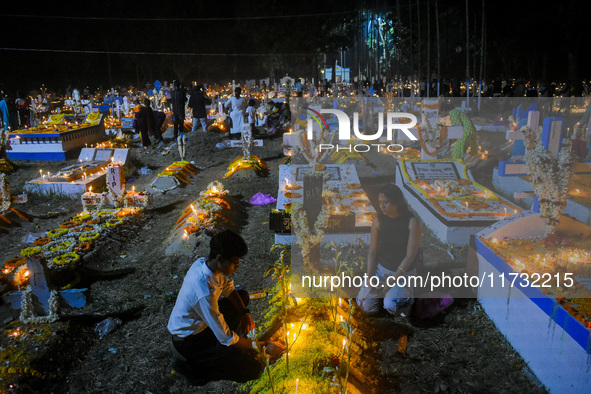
470 211 591 394
2 257 87 314
396 159 521 246
7 113 106 161
274 164 375 245
492 112 591 224
24 148 129 196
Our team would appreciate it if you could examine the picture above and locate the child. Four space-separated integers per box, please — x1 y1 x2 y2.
246 98 257 134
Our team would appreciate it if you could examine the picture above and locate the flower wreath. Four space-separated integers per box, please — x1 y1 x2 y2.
33 237 52 246
74 242 92 253
79 232 100 242
104 218 124 228
49 241 73 252
47 228 69 238
60 220 82 229
52 251 81 266
20 246 42 257
4 257 26 270
96 209 115 218
73 214 91 222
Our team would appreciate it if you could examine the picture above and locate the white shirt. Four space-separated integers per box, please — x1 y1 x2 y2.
246 106 256 123
224 96 245 112
167 257 239 346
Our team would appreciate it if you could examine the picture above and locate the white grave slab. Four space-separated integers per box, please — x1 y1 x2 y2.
24 149 129 196
274 164 374 245
473 211 591 394
396 160 520 246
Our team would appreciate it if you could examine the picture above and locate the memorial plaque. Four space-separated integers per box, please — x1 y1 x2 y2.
112 148 129 165
79 148 96 162
121 117 134 130
94 149 114 162
296 166 341 181
410 162 460 180
107 164 125 195
324 213 355 232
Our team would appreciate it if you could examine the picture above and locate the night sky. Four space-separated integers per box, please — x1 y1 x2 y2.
0 0 588 95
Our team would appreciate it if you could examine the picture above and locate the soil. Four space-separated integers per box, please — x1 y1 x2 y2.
0 126 547 393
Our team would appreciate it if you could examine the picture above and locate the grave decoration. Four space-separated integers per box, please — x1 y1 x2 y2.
1 207 141 273
0 173 29 227
175 181 233 237
493 113 591 226
416 100 448 158
396 159 521 245
521 126 576 234
0 320 53 385
473 211 591 393
25 148 129 197
95 136 131 149
290 172 332 271
449 109 479 160
224 125 268 178
150 161 199 192
399 159 520 220
244 244 379 393
0 130 14 173
7 114 105 161
91 161 149 209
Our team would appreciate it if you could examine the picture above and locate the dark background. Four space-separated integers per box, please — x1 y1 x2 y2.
0 0 588 94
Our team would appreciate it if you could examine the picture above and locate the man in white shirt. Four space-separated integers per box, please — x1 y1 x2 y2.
168 230 284 385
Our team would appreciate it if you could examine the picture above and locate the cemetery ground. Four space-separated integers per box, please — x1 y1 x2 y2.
0 128 547 393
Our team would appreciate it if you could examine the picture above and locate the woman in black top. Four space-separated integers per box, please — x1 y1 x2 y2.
357 184 422 316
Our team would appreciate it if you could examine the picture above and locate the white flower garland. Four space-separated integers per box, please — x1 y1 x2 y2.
291 186 333 267
242 127 253 157
152 88 164 110
0 173 11 212
418 120 446 148
20 286 60 324
177 134 187 161
106 179 126 208
199 181 228 198
522 126 576 234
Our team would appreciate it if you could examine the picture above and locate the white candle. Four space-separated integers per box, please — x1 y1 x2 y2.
295 379 299 393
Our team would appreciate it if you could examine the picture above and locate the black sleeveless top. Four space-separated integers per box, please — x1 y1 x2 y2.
376 215 413 272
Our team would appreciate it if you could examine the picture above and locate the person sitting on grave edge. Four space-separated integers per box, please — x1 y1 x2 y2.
168 230 285 386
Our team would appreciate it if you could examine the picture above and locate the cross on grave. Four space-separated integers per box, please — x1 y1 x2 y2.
1 257 87 315
496 112 591 212
224 125 263 150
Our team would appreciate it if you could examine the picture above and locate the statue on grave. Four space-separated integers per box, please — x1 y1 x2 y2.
72 88 81 114
149 80 165 110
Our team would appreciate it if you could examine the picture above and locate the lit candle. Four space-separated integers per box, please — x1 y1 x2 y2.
295 379 299 393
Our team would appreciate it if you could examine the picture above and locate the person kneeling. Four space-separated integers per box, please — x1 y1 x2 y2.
168 230 284 385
